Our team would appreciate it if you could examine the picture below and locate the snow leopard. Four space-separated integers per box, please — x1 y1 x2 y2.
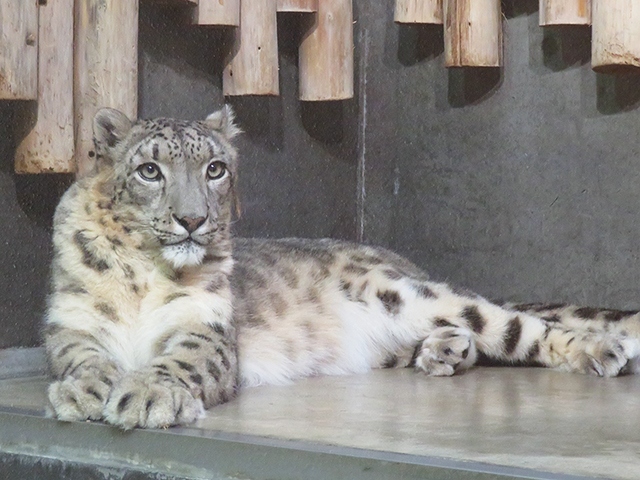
44 106 640 430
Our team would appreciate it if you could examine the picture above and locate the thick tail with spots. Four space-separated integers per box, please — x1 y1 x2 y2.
506 302 640 338
380 282 640 378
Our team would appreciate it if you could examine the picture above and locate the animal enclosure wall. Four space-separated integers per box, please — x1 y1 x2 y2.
2 0 640 348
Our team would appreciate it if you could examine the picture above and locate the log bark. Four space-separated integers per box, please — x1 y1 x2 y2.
193 0 239 26
539 0 591 26
444 0 502 67
277 0 318 12
0 0 38 100
299 0 354 101
15 0 75 174
223 0 279 96
592 0 640 74
75 0 139 177
395 0 443 24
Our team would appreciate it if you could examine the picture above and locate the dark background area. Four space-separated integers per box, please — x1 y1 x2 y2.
2 0 640 349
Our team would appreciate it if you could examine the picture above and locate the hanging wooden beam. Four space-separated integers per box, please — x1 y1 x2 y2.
0 0 38 100
74 0 139 177
223 0 279 96
193 0 239 26
592 0 640 74
15 0 75 174
444 0 502 67
540 0 591 26
299 0 354 101
277 0 318 12
395 0 443 24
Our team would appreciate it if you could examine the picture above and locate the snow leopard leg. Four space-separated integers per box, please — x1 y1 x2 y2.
45 324 123 422
103 321 238 430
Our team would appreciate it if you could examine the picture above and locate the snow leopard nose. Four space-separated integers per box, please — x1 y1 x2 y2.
173 214 206 234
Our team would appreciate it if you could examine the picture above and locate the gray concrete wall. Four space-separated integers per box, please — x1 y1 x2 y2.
1 1 640 347
361 1 640 307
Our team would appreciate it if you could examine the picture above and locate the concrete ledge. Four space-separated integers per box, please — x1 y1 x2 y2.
0 410 592 480
0 347 637 480
0 347 46 380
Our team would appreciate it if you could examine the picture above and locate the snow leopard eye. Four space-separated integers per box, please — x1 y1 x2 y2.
137 162 162 181
207 161 227 180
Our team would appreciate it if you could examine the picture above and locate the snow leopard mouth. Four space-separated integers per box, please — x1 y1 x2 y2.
163 236 207 247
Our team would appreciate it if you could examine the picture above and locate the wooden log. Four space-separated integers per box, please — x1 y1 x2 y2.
299 0 354 101
0 0 38 100
193 0 239 26
540 0 591 26
75 0 139 177
395 0 443 24
444 0 502 67
592 0 640 74
277 0 318 12
223 0 279 96
15 0 75 174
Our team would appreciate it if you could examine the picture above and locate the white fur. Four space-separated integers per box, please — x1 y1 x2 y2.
161 242 206 269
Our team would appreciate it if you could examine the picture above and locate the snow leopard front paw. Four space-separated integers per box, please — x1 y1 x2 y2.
47 372 115 422
415 327 478 376
564 335 640 377
103 372 204 429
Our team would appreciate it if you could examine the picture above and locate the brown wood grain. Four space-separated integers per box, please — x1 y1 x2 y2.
444 0 502 68
193 0 239 26
0 0 38 100
299 0 354 101
394 0 443 24
74 0 139 177
592 0 640 74
540 0 591 26
223 0 279 96
15 0 75 174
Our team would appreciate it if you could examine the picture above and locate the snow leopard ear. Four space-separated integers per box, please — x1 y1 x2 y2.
93 108 133 154
204 105 242 140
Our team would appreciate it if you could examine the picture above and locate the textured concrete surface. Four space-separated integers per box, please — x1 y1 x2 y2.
1 368 639 479
2 0 640 350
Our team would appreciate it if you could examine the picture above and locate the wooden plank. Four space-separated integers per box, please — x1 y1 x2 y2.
299 0 354 101
540 0 591 26
277 0 318 12
15 0 75 174
0 0 38 100
395 0 443 24
75 0 139 177
193 0 239 26
444 0 502 67
223 0 279 95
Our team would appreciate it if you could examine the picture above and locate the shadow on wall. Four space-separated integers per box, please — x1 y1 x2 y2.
448 68 503 108
541 26 591 71
0 104 72 230
596 75 640 114
501 0 538 18
397 24 444 66
227 96 285 153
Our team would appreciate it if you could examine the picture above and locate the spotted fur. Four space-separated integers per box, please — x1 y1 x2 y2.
45 107 640 429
